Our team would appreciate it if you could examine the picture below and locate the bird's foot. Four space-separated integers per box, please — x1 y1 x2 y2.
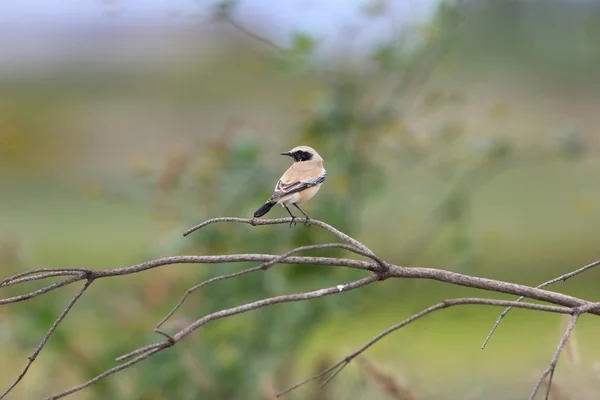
303 218 311 228
289 217 297 227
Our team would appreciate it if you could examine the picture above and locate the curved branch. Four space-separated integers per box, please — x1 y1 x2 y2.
391 266 600 315
0 271 87 288
182 217 377 256
46 346 164 400
1 280 93 400
528 313 580 400
96 254 373 278
1 253 375 305
0 268 92 287
49 274 380 399
155 242 386 330
0 275 85 305
482 258 600 349
1 217 598 400
277 297 572 397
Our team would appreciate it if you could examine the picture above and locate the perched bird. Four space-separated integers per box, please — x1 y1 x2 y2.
253 145 326 225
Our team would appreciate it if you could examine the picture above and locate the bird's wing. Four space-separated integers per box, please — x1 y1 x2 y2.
270 169 326 202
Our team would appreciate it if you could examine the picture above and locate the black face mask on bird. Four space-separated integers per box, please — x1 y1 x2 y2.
281 150 313 162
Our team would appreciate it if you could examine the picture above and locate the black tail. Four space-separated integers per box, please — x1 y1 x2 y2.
254 202 275 218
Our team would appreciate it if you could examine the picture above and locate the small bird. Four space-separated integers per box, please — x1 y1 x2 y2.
253 145 326 225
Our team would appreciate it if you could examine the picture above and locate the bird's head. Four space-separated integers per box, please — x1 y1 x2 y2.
281 145 322 163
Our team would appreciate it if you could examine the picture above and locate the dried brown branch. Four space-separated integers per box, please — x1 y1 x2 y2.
276 298 574 397
0 271 86 287
0 280 92 400
0 268 92 286
0 253 373 305
528 311 581 400
183 217 377 256
155 242 386 330
48 274 381 400
481 258 600 349
45 346 165 400
0 216 599 400
0 275 87 305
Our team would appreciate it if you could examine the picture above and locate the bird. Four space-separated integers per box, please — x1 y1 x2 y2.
253 145 326 226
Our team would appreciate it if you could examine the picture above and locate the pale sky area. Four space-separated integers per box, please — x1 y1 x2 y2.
0 0 441 71
0 0 438 28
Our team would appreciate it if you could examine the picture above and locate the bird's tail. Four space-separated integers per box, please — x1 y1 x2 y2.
253 201 276 218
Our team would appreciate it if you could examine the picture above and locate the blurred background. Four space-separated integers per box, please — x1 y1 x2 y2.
1 0 600 399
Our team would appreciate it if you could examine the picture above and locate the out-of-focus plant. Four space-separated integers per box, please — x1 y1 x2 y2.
90 1 593 398
4 1 589 399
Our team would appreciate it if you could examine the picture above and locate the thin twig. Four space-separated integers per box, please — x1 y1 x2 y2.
528 312 581 400
0 280 93 399
1 217 599 399
222 14 283 51
276 361 345 397
0 271 86 287
46 347 165 400
115 342 164 362
0 268 92 286
155 242 386 330
318 362 349 388
277 298 572 397
392 265 598 314
97 254 373 278
170 274 381 342
182 217 376 256
52 274 380 399
0 275 85 305
1 254 375 306
481 259 600 349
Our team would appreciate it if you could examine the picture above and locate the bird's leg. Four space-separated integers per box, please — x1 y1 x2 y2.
283 205 297 227
293 204 311 227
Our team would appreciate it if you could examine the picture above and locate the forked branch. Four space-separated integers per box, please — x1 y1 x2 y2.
0 217 598 400
481 258 600 349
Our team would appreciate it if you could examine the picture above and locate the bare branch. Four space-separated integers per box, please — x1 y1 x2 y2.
155 242 386 330
171 274 381 342
481 258 600 349
1 217 599 399
277 298 572 397
221 13 283 51
1 254 375 305
0 280 93 399
0 275 85 305
182 217 377 256
390 266 597 314
46 346 165 400
0 271 87 287
51 274 381 399
528 312 580 400
0 268 91 287
115 342 164 362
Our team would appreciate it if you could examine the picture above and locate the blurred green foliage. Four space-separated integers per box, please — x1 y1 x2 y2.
2 1 600 399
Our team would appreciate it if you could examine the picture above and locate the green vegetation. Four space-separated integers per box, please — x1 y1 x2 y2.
1 1 600 399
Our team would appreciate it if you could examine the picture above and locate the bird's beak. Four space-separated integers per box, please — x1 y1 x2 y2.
280 151 293 157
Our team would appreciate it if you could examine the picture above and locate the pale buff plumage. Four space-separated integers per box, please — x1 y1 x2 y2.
253 145 326 222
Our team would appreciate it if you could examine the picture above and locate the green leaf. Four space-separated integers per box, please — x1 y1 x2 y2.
291 32 315 54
